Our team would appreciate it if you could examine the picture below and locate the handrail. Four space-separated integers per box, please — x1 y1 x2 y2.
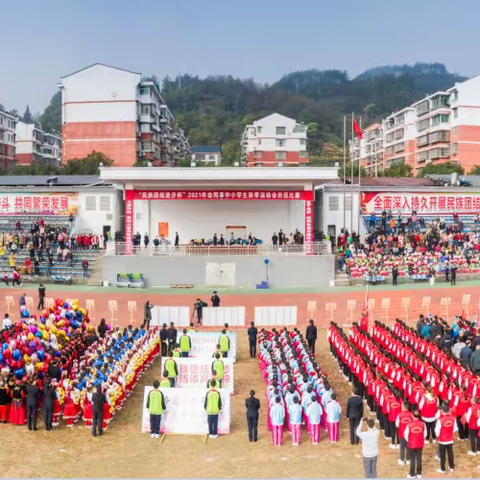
105 241 332 256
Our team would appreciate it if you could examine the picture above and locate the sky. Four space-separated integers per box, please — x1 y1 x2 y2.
2 0 480 114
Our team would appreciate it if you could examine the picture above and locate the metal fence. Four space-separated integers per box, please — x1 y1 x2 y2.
105 241 331 256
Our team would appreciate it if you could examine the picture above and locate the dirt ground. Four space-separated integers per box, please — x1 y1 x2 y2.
1 332 480 478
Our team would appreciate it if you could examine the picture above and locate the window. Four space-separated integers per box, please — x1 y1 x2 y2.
142 141 152 151
300 138 306 145
453 126 458 135
0 117 3 126
429 148 450 159
256 126 262 134
453 108 458 119
293 125 306 133
451 91 459 102
394 129 404 140
139 87 149 95
85 196 96 211
386 133 394 142
452 143 458 155
429 130 450 143
142 105 150 114
417 119 430 131
208 155 215 160
195 154 205 160
385 146 394 155
344 196 352 211
300 151 307 158
431 95 449 110
276 126 286 135
254 151 262 158
431 114 449 126
417 134 429 148
275 139 285 147
396 115 405 125
394 142 405 153
416 101 430 115
257 139 262 145
275 151 286 160
329 196 339 211
99 196 111 212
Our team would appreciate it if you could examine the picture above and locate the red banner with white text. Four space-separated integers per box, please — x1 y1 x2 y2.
133 190 313 201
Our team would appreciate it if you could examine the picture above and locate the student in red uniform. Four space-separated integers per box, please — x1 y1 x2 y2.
386 389 402 449
466 396 480 455
453 385 470 441
435 404 457 474
418 385 439 443
396 400 414 466
404 410 427 479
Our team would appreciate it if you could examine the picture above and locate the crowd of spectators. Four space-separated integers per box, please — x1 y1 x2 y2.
338 210 480 284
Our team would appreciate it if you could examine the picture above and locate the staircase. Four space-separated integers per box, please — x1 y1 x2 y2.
87 253 104 286
334 254 351 287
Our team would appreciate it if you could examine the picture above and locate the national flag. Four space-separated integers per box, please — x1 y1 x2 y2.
353 118 362 139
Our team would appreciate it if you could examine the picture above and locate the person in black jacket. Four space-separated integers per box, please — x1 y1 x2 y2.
450 265 457 286
43 378 56 431
92 384 107 437
245 389 260 442
160 323 168 357
306 319 317 354
346 387 364 445
392 266 398 286
38 283 46 310
98 318 108 338
211 291 220 307
167 322 177 352
247 322 258 358
47 359 61 381
26 379 40 431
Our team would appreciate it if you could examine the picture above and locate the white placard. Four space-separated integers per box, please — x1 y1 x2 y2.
254 306 297 326
161 357 234 394
202 307 246 327
150 306 190 327
175 331 237 362
141 387 230 435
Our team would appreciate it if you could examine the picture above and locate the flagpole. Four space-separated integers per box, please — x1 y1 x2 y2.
343 116 346 233
358 116 362 235
350 112 354 235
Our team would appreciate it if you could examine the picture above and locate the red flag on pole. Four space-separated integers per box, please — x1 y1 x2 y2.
353 118 362 139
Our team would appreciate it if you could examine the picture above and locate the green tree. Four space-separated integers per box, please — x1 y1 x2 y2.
178 158 191 167
23 105 33 123
379 163 413 177
416 161 465 178
468 165 480 175
62 151 113 174
37 91 61 133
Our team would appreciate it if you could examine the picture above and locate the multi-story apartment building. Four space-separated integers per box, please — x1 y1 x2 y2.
361 123 383 176
16 121 62 166
241 113 308 167
358 75 480 175
59 63 188 167
191 146 221 166
0 110 17 170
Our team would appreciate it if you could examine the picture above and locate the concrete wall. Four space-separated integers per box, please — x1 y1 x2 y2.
103 254 335 288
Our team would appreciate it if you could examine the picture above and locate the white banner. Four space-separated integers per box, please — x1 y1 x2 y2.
202 307 246 327
175 331 237 362
141 387 230 435
151 306 190 327
161 357 234 394
0 192 78 216
254 306 297 326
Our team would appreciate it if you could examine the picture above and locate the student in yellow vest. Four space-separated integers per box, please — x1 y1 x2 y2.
219 330 230 358
179 329 192 357
207 370 218 388
172 343 182 357
212 344 221 358
160 372 171 388
164 353 178 387
212 353 224 388
224 323 231 334
146 380 166 438
204 380 222 438
189 322 197 332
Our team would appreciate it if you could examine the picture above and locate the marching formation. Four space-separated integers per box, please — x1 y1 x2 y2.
0 298 159 434
329 316 480 478
258 327 341 446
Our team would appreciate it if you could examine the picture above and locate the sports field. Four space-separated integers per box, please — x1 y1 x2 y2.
1 282 480 478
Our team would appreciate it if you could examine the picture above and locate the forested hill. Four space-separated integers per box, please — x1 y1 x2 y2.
33 62 468 164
